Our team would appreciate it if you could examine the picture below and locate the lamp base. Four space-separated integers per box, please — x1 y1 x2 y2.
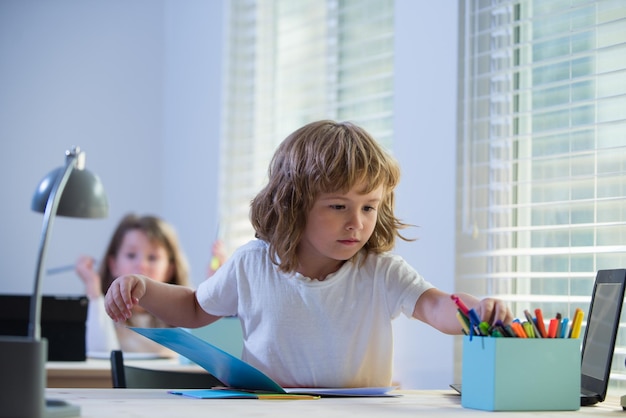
0 336 80 418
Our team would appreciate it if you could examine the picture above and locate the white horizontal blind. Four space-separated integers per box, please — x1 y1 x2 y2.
457 0 626 389
219 0 394 254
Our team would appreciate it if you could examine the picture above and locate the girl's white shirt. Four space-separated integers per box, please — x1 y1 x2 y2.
196 239 434 388
85 295 175 357
85 295 120 353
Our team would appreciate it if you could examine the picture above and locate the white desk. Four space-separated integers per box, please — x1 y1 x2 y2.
46 358 208 388
46 388 622 418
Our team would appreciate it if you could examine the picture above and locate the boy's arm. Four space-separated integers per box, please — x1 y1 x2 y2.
412 288 512 335
104 274 220 329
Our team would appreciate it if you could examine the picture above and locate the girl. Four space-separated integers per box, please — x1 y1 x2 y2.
104 120 512 386
76 214 189 357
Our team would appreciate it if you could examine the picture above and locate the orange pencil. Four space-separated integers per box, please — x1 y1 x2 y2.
511 322 527 338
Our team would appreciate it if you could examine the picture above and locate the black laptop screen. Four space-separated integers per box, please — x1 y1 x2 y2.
581 282 621 380
580 269 626 400
0 294 88 361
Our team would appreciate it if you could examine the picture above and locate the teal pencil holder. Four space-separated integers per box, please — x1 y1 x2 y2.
461 336 581 411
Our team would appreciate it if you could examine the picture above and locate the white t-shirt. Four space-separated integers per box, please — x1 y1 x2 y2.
196 239 434 388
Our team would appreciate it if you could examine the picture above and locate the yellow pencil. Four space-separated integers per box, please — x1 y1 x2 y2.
456 311 470 335
570 309 584 339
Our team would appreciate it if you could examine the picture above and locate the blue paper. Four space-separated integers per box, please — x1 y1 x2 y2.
169 389 258 399
131 327 396 397
131 327 284 393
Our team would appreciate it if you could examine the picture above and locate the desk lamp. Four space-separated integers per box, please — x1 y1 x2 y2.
0 147 108 418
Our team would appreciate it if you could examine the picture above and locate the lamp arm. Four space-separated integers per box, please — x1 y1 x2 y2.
28 153 78 340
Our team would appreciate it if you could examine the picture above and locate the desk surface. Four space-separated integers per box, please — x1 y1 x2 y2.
46 388 622 418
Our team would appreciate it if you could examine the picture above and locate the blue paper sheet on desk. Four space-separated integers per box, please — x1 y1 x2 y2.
171 389 260 399
169 387 396 399
131 327 396 397
131 327 283 393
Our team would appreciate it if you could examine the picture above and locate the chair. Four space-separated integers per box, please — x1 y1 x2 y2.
110 350 223 389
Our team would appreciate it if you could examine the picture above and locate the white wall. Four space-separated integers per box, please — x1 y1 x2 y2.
392 0 458 389
160 1 223 285
0 0 222 295
0 0 457 389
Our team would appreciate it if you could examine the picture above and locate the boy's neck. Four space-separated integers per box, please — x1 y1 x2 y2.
296 259 346 281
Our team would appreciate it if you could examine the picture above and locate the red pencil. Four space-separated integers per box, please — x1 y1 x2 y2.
547 318 558 338
450 294 470 316
534 308 548 338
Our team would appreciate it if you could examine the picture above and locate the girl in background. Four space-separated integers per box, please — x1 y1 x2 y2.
76 214 190 357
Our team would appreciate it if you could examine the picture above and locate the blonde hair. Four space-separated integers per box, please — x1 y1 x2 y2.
99 213 190 294
250 120 413 273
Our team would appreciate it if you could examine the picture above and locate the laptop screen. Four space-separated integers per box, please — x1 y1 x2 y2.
580 269 626 400
0 294 88 361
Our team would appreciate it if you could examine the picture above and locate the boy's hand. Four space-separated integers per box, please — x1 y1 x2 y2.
104 275 147 322
476 297 513 325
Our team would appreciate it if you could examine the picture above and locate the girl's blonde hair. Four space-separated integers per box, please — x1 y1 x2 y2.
250 120 413 273
99 213 190 294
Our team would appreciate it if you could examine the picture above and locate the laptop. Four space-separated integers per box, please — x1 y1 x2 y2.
0 294 89 361
450 268 626 407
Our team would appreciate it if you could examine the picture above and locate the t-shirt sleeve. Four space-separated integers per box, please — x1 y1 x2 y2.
382 254 435 319
196 251 240 317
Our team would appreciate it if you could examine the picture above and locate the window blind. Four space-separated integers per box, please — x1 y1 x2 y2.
219 0 394 254
457 0 626 389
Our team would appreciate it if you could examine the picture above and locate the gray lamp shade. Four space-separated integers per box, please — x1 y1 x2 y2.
31 166 108 218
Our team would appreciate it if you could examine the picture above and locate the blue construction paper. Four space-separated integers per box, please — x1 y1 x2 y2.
132 327 396 397
169 389 258 399
131 327 285 393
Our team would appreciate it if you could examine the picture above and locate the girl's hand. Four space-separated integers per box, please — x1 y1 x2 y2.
476 297 514 325
75 255 102 300
104 275 147 322
207 239 227 277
